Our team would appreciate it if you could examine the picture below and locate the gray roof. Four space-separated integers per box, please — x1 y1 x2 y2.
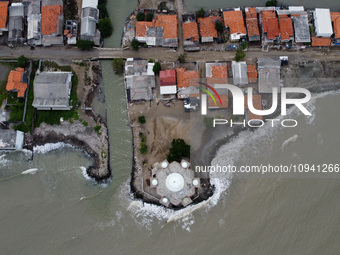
81 17 97 38
126 75 155 101
81 7 99 19
9 5 25 17
232 61 248 85
42 0 63 7
125 60 149 76
292 15 311 43
33 72 72 108
257 58 281 93
28 0 41 15
8 16 24 43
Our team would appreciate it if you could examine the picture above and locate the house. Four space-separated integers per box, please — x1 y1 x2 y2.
260 10 280 43
245 94 263 122
33 72 73 110
331 12 340 43
8 3 24 45
222 10 246 41
0 130 24 150
6 68 27 98
232 61 248 85
27 0 42 46
41 0 64 46
182 15 199 51
245 7 260 42
176 68 199 99
124 58 155 102
278 14 294 42
311 37 331 47
291 12 311 43
135 15 178 47
160 69 177 95
257 58 281 94
65 20 78 45
81 0 100 46
197 16 222 43
0 1 9 35
314 9 333 38
205 62 228 109
247 65 258 83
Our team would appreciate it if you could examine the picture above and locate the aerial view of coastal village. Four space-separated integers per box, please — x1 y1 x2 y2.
1 0 340 254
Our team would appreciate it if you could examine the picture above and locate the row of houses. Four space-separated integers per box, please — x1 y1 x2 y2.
0 0 100 47
134 6 340 50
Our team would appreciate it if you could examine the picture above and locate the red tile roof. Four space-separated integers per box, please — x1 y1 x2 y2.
207 65 228 84
0 1 9 29
247 65 257 83
261 10 280 40
6 68 27 98
183 21 199 41
176 68 199 88
223 10 246 35
279 17 293 41
136 21 154 37
198 16 222 38
331 12 340 22
136 15 177 39
334 18 340 39
209 94 228 108
311 37 331 47
41 5 63 35
160 69 176 86
245 94 263 120
246 8 260 37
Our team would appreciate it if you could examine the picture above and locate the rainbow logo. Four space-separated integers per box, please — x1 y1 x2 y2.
197 82 223 106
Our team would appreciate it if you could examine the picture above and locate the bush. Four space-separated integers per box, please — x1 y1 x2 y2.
98 17 113 38
77 40 94 50
13 123 30 133
138 115 146 124
112 58 124 74
266 0 278 6
131 38 140 51
136 12 145 21
17 55 27 68
94 125 101 134
197 7 205 18
240 41 248 50
139 142 147 154
146 12 154 21
98 4 109 19
234 48 246 62
82 121 88 127
178 53 187 63
153 62 161 74
167 139 190 162
215 21 224 33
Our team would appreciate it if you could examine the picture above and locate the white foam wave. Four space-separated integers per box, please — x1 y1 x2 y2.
22 168 39 175
281 134 298 150
80 166 92 181
0 154 8 166
33 142 73 154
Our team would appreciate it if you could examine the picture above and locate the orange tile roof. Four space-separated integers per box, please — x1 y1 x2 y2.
183 21 199 41
245 94 262 120
207 65 228 84
6 68 27 98
261 10 280 39
176 68 199 88
331 12 340 22
136 21 154 37
246 8 260 37
279 17 293 41
0 1 9 29
41 5 63 35
311 37 331 47
208 94 228 108
334 18 340 39
247 65 257 83
223 10 246 35
198 16 222 38
155 15 177 39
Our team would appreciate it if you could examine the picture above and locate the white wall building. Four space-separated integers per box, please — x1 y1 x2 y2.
314 8 333 37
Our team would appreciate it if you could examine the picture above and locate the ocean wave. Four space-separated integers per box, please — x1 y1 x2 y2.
22 168 39 175
33 142 73 154
281 134 299 150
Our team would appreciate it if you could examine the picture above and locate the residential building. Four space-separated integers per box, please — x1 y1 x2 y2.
65 20 78 45
27 0 42 46
182 15 199 51
247 65 258 83
135 15 178 47
245 7 260 42
0 130 24 150
0 1 9 35
8 3 25 45
278 14 294 42
223 9 246 41
314 8 333 38
6 68 27 98
41 0 64 46
292 12 311 43
33 72 73 110
160 69 177 95
197 16 222 43
124 58 155 101
257 58 281 94
260 10 280 43
331 12 340 43
176 68 199 99
311 37 331 47
80 0 100 46
232 61 248 85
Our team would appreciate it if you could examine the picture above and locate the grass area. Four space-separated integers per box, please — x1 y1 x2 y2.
41 61 73 72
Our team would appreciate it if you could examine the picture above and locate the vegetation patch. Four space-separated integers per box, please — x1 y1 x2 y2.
138 115 146 124
112 58 124 74
77 40 94 51
167 139 190 162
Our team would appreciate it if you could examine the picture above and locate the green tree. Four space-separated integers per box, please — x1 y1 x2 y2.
167 139 190 162
131 38 140 51
98 5 109 19
138 115 146 124
136 12 145 21
17 55 27 68
234 48 246 62
266 0 278 6
146 12 154 21
215 21 224 33
112 58 124 74
178 53 187 63
153 62 161 74
240 41 248 50
76 40 94 50
98 17 113 38
197 7 205 18
139 142 147 154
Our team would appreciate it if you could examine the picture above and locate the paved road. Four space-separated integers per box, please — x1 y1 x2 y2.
2 45 340 63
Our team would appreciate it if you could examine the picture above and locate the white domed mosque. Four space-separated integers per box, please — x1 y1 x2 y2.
149 160 201 207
